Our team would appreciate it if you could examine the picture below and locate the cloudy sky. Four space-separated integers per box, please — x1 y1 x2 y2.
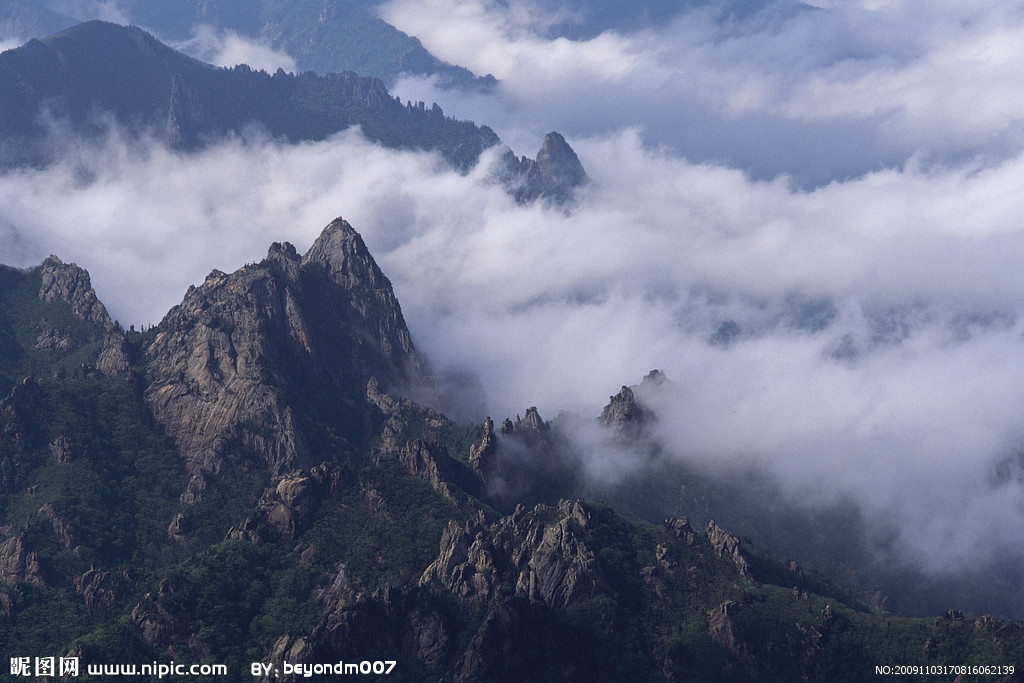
3 0 1024 591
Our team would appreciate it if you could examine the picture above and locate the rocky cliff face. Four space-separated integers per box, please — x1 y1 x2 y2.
36 256 129 375
421 499 611 610
143 218 428 477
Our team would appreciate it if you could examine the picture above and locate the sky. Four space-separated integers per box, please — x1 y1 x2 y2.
3 0 1024 598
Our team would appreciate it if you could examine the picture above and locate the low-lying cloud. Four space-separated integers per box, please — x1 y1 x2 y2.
383 0 1024 184
173 25 297 74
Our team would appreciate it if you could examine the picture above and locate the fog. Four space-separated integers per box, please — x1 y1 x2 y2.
171 25 297 74
3 0 1024 605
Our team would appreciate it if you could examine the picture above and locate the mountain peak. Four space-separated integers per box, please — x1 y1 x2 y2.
301 218 384 289
537 131 587 196
144 218 425 477
504 131 587 203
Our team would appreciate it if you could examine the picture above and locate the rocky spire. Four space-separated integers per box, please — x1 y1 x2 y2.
504 131 587 203
535 132 587 200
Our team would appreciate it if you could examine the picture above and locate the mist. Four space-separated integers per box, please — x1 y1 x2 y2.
3 0 1024 606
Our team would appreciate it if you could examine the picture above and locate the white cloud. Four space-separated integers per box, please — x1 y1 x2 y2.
174 24 297 74
383 0 1024 184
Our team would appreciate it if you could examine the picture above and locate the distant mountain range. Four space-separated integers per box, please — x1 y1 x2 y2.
0 0 493 89
0 21 586 200
1 218 1021 681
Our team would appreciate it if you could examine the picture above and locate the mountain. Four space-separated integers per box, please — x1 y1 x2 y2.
0 21 586 199
0 0 493 89
125 0 495 90
1 219 1022 681
0 20 497 170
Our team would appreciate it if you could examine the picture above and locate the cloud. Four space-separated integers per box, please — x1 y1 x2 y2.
173 24 297 74
382 0 1024 184
4 117 1024 586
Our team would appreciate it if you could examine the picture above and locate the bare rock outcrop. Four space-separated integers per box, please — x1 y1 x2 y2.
706 520 754 582
468 416 496 473
421 500 611 610
227 463 345 544
0 534 44 585
144 218 428 478
707 600 749 659
75 568 124 609
505 132 587 203
37 256 129 374
38 502 77 550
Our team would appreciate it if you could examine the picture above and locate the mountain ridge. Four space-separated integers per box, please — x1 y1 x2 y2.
0 20 587 201
1 222 1022 680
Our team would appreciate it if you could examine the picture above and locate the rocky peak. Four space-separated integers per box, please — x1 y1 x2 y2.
34 257 129 374
144 217 428 478
641 368 667 387
518 407 546 432
599 372 664 436
535 132 587 199
38 256 114 330
504 131 587 203
302 219 386 290
599 386 644 432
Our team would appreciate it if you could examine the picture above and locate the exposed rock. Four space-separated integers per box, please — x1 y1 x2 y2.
228 463 346 544
144 218 428 478
49 434 73 463
518 406 546 432
599 385 651 435
422 500 610 610
706 520 753 582
419 515 500 602
367 377 449 457
468 416 496 473
75 568 123 609
34 326 74 351
536 132 587 198
707 600 748 660
167 512 191 543
261 634 316 683
38 502 77 550
0 534 44 585
665 517 698 545
937 608 965 625
131 579 187 647
179 474 207 505
166 73 209 148
505 132 587 203
97 328 131 375
38 256 115 330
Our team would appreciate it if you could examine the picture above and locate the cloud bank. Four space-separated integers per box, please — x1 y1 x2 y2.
173 25 297 74
383 0 1024 184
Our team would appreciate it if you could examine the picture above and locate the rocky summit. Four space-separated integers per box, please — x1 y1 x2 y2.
0 218 1022 682
144 218 426 478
